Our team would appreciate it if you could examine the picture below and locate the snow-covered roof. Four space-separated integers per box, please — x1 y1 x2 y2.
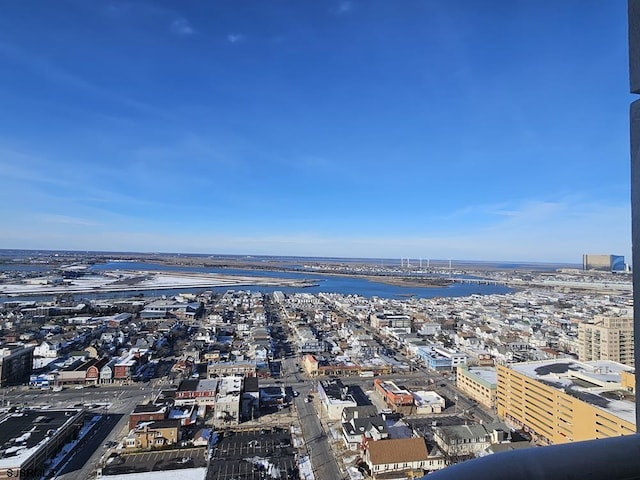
509 359 635 425
97 468 207 480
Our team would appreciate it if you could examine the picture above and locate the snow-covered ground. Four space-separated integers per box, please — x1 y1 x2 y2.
94 468 208 480
0 271 306 295
244 456 282 479
346 466 365 479
299 454 314 480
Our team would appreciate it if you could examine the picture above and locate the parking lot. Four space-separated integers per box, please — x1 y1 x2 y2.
207 428 298 480
102 447 207 475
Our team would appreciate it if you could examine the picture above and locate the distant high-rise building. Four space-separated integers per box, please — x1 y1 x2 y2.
578 314 634 366
582 254 626 272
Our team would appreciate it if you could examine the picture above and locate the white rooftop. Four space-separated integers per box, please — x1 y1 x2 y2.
509 359 635 425
100 467 207 480
412 390 445 407
465 367 497 386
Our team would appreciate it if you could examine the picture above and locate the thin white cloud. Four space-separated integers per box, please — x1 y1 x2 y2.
0 151 70 188
0 143 164 223
336 1 353 14
171 18 195 36
227 34 245 44
103 2 195 38
103 2 132 18
0 41 163 117
40 214 99 227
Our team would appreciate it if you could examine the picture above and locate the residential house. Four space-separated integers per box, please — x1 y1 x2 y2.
33 341 60 359
128 419 181 449
341 406 388 450
433 422 512 459
365 437 443 478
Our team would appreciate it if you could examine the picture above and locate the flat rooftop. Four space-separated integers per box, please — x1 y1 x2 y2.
178 379 199 392
508 359 636 425
196 379 218 392
378 380 410 395
0 409 81 468
412 391 445 406
463 367 497 386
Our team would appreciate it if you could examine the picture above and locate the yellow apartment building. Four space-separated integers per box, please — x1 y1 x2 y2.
497 359 635 445
456 366 497 409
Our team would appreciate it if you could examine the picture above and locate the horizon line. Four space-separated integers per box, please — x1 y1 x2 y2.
0 248 588 267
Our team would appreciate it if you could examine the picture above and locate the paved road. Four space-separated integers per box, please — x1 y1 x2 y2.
55 413 123 480
272 357 343 479
295 393 343 480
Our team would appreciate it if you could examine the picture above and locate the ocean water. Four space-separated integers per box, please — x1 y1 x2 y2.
87 261 513 300
1 251 579 301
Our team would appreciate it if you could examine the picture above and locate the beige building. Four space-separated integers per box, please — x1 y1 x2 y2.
456 366 497 409
126 419 181 449
578 314 634 366
497 359 635 446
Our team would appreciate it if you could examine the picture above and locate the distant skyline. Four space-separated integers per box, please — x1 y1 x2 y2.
0 1 632 263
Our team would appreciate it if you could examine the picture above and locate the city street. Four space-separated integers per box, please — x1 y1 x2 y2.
56 413 124 480
294 392 343 480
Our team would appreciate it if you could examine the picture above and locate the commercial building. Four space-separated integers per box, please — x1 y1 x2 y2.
129 404 168 430
139 300 202 320
0 409 84 480
56 357 110 387
370 312 412 331
175 379 219 407
373 379 414 413
412 390 446 414
415 346 467 372
0 344 34 387
582 254 626 272
207 360 256 378
456 366 498 409
496 360 635 445
213 376 242 427
113 348 149 383
300 353 391 377
317 378 358 420
578 314 634 366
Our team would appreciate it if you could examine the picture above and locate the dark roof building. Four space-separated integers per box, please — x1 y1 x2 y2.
0 409 84 479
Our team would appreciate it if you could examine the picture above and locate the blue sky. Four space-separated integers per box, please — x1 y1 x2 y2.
0 1 632 263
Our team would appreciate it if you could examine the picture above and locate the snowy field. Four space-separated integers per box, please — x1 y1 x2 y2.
0 271 308 296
